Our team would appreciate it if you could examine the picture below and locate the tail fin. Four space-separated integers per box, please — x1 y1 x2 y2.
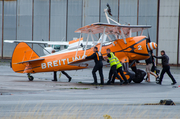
12 42 40 73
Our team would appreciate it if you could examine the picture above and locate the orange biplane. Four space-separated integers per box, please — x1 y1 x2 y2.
10 5 157 83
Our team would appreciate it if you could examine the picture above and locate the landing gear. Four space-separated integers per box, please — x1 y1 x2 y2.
132 69 146 83
122 70 135 83
27 73 34 81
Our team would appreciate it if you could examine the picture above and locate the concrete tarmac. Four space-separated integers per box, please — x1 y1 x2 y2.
0 60 180 119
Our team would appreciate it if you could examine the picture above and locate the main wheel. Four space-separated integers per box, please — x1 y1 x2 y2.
28 76 34 81
132 69 146 83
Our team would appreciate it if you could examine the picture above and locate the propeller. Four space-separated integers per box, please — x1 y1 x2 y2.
146 22 151 43
107 3 112 16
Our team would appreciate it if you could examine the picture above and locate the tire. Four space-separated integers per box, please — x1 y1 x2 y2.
29 76 34 81
132 69 146 83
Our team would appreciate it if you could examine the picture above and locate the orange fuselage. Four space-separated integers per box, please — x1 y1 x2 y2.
12 36 149 73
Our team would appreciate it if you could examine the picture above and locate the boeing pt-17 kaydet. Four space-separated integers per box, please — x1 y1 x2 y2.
9 5 157 83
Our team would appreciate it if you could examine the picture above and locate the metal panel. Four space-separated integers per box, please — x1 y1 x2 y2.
138 0 158 58
100 0 118 23
138 0 157 43
0 1 2 57
82 0 99 26
82 0 99 41
3 1 17 57
50 0 66 41
17 0 32 40
67 0 82 41
33 0 49 56
119 0 137 36
158 0 179 64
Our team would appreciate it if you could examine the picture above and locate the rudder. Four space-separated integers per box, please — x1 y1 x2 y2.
11 42 39 73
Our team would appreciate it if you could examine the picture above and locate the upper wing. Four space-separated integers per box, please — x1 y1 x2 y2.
4 40 69 45
75 22 151 35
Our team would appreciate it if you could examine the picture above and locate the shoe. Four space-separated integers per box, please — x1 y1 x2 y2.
52 79 57 81
106 81 111 85
68 77 72 82
100 83 104 85
156 82 161 85
156 77 160 81
144 77 148 81
124 81 129 85
171 82 177 85
91 82 98 85
120 80 125 85
111 81 114 84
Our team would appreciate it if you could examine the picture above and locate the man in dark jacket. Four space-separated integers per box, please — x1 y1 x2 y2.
153 50 177 85
84 47 104 85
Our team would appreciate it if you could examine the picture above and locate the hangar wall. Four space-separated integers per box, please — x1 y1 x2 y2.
158 0 179 64
0 0 180 65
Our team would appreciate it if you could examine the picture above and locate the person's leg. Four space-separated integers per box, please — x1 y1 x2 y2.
111 65 124 84
107 67 113 84
61 71 72 82
98 65 104 85
158 68 166 84
150 71 158 78
52 71 57 81
166 66 176 84
92 65 98 84
111 74 116 84
147 72 150 82
118 67 128 83
145 64 150 82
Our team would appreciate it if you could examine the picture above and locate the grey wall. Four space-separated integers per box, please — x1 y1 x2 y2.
0 0 180 65
0 1 2 57
158 0 179 64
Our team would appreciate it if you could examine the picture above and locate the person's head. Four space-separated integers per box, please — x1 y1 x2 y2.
93 47 98 52
161 50 165 56
52 50 56 53
106 48 111 54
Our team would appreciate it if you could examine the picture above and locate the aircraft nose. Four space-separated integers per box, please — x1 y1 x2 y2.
147 42 157 50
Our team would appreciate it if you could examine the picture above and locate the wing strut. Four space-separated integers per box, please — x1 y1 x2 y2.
75 33 82 59
99 26 106 52
82 33 90 58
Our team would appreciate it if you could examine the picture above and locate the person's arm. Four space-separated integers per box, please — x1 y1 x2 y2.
154 56 163 59
85 53 96 59
107 54 111 58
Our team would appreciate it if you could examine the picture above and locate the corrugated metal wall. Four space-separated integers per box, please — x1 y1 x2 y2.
158 0 179 64
119 0 137 37
0 0 180 65
50 0 66 41
0 1 2 57
3 1 17 57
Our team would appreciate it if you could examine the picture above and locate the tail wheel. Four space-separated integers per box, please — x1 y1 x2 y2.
28 76 34 81
27 73 34 81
